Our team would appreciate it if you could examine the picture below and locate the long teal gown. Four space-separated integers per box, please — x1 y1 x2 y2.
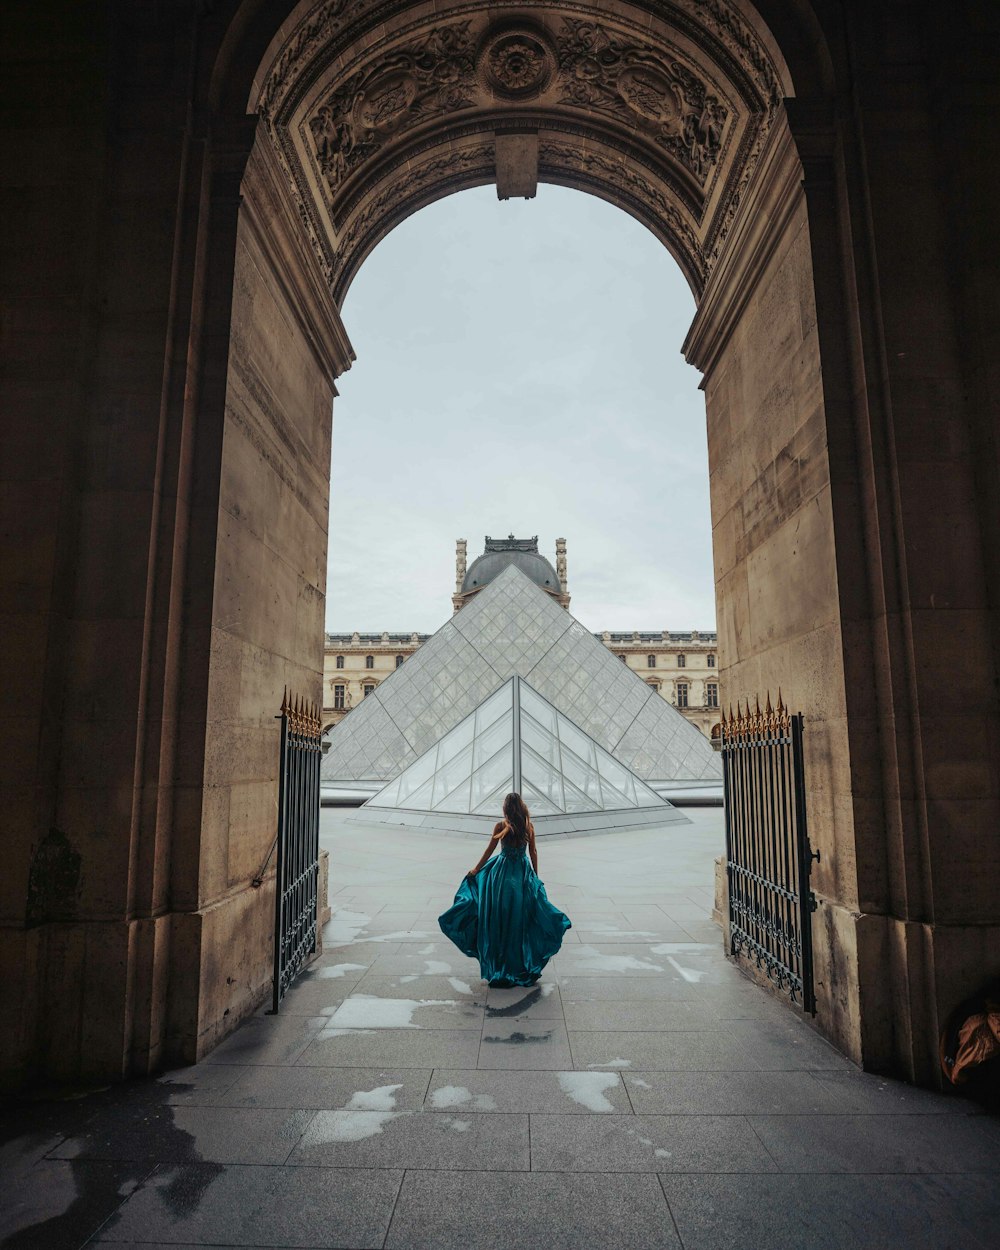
438 839 572 986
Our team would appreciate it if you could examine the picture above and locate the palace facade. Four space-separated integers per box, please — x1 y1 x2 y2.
323 537 720 737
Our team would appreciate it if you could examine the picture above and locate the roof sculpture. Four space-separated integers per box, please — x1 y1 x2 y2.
354 676 689 834
321 564 722 787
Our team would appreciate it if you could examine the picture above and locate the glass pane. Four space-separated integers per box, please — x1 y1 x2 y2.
521 712 560 769
368 777 401 808
558 740 604 809
475 681 514 733
472 776 514 816
473 708 513 770
398 773 437 811
520 683 557 734
394 747 438 804
469 747 514 812
430 742 474 811
435 716 475 769
521 778 560 816
521 742 564 809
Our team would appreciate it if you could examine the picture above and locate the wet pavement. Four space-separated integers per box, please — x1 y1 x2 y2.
2 808 998 1248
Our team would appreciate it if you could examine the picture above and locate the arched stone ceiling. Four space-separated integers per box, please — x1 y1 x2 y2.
252 1 788 303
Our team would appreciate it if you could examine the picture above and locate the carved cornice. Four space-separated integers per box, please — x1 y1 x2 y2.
250 0 785 305
538 139 707 292
682 116 802 376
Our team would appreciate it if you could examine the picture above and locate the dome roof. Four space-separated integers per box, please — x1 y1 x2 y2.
462 549 561 596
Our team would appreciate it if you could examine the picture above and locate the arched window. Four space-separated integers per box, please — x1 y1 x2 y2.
677 654 686 668
335 654 344 669
395 654 404 668
646 654 656 668
365 654 374 669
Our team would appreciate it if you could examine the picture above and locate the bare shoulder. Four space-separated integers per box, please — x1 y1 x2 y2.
492 820 507 839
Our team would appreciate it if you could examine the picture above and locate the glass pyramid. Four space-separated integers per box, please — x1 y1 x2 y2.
364 677 684 830
323 564 721 786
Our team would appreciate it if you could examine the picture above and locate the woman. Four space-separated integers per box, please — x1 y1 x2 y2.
438 792 572 987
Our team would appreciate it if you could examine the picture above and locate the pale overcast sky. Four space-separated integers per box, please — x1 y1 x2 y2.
326 184 714 636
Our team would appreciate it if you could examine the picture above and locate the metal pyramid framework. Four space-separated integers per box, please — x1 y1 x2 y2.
322 563 722 786
355 676 689 835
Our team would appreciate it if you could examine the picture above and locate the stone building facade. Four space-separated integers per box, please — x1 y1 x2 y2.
323 538 720 737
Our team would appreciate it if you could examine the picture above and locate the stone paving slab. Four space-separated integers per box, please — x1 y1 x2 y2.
296 1027 483 1068
94 1162 403 1247
479 1019 574 1070
4 806 997 1250
219 1065 432 1110
659 1172 998 1250
286 1106 530 1170
748 1110 1000 1173
48 1105 316 1165
529 1111 778 1172
425 1069 632 1114
383 1170 682 1250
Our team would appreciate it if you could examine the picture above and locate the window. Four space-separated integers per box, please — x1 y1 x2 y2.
676 682 689 708
707 653 715 667
365 654 374 669
646 654 656 668
335 654 344 669
677 654 686 667
363 683 375 697
618 654 627 663
395 654 404 668
333 684 346 710
706 682 719 708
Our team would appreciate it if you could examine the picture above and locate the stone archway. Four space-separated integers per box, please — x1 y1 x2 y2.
3 0 998 1092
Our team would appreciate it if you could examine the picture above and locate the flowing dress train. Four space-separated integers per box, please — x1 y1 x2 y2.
438 841 572 987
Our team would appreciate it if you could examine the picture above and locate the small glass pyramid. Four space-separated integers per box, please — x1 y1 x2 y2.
363 676 686 831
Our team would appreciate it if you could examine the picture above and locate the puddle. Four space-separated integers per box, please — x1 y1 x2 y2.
486 988 541 1018
305 1109 406 1143
317 1027 376 1039
447 977 475 996
345 1084 403 1111
557 1071 620 1112
369 930 431 944
317 962 367 980
648 943 716 954
573 946 664 973
583 924 659 937
630 1078 652 1090
586 1057 631 1068
418 944 436 955
664 956 705 983
445 1118 471 1132
482 1030 552 1045
400 959 453 982
326 994 456 1030
428 1085 497 1111
325 909 371 944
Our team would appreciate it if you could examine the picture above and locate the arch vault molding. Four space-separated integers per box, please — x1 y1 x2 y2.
249 0 789 300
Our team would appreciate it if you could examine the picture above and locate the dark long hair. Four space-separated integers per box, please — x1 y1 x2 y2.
501 792 533 847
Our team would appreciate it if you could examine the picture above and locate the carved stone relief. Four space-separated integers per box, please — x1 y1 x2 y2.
329 143 496 299
252 0 784 302
556 20 727 183
477 23 557 100
309 23 478 194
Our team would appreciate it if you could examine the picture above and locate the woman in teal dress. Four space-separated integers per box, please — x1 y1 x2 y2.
438 793 572 987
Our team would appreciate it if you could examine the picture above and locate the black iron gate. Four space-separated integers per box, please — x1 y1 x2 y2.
271 690 321 1012
719 694 817 1013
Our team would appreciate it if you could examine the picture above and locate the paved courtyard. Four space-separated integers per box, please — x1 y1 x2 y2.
2 808 998 1249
